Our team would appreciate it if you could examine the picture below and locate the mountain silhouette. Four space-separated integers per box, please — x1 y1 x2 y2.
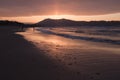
0 19 120 27
36 18 120 27
36 18 78 27
0 20 25 26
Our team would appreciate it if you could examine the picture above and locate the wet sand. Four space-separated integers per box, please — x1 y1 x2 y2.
1 27 120 80
18 28 120 80
0 27 80 80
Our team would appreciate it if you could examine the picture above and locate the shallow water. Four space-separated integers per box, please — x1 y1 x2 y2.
18 26 120 80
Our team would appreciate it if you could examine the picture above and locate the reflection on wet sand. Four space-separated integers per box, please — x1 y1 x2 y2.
18 27 120 80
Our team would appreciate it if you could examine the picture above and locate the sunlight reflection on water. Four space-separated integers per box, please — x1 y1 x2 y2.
17 27 120 80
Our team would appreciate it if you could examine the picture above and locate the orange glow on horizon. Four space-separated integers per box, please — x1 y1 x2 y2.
0 13 120 23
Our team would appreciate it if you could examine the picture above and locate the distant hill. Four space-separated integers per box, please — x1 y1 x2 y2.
0 19 120 27
0 20 26 26
36 18 120 27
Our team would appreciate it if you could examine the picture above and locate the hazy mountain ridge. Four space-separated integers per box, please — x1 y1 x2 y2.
0 20 26 26
36 18 120 27
0 19 120 27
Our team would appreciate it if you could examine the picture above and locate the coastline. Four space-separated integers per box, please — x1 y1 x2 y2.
0 27 120 80
0 27 80 80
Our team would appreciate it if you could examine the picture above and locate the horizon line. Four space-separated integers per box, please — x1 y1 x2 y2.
1 18 120 24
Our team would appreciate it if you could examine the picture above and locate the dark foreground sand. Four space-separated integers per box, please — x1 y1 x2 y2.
0 27 80 80
0 27 120 80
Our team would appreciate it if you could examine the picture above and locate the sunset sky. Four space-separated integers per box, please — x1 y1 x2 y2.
0 0 120 23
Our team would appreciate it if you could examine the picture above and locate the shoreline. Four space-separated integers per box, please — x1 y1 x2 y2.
0 27 80 80
0 27 120 80
19 28 120 80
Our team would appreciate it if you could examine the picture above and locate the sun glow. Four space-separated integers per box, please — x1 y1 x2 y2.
1 13 120 23
48 15 71 19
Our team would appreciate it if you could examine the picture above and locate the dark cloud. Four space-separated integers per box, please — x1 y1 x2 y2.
0 0 120 17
